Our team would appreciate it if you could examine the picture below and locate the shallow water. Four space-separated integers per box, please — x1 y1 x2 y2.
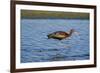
21 19 89 63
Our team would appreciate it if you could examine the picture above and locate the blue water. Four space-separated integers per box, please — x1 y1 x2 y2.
21 19 90 63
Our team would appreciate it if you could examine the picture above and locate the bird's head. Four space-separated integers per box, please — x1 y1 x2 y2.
70 29 79 35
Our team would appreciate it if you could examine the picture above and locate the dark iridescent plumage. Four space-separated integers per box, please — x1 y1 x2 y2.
47 29 74 40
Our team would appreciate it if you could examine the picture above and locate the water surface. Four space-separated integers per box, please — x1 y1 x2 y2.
21 19 89 63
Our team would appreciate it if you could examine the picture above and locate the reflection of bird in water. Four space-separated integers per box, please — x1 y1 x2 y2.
47 29 75 40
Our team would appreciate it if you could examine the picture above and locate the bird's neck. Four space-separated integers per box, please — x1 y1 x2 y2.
69 30 73 36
